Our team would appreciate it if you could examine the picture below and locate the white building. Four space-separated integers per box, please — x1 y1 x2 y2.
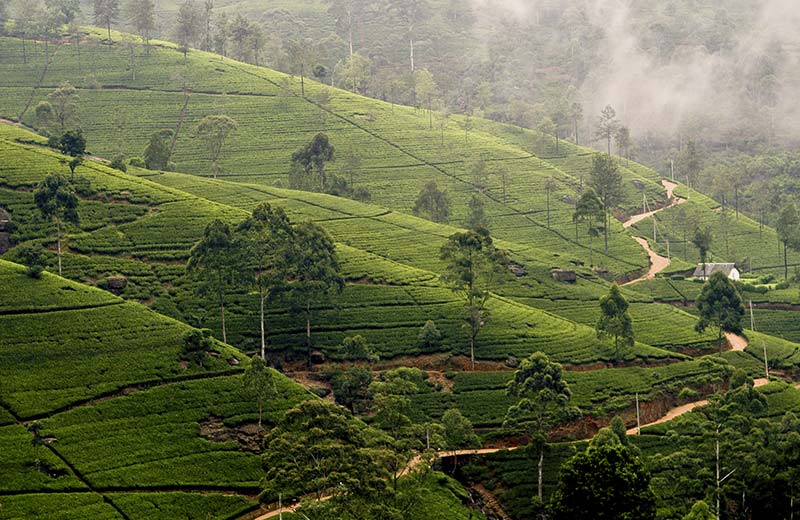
692 263 740 281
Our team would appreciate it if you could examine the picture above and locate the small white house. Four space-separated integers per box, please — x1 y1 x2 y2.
693 263 740 281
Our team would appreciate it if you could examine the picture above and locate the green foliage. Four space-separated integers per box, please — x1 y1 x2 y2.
551 443 656 520
418 319 443 352
466 193 489 230
440 227 508 368
588 153 623 254
289 133 335 192
596 285 635 360
241 355 277 427
412 180 449 223
682 501 715 520
341 334 378 361
143 129 174 170
196 114 238 178
181 328 214 367
330 366 373 413
261 400 391 502
13 242 48 278
441 409 478 451
695 271 745 353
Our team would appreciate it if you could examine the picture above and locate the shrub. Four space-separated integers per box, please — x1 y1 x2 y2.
13 243 49 278
181 329 214 367
110 155 128 172
341 335 378 361
129 157 146 168
678 387 699 402
418 320 443 352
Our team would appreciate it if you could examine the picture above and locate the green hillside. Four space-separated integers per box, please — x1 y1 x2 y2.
0 34 659 278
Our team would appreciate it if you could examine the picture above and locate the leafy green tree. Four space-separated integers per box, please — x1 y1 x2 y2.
683 501 715 520
14 242 48 278
92 0 119 42
125 0 155 52
338 52 372 94
695 271 745 355
573 188 604 264
505 352 579 501
341 334 378 361
187 219 236 343
615 125 631 160
545 176 557 229
412 180 449 223
338 148 362 188
440 227 508 370
466 193 488 230
570 101 583 144
174 0 201 59
235 203 293 360
143 129 174 170
34 172 79 276
679 139 703 188
596 104 620 155
418 320 442 352
330 366 372 413
414 68 437 126
181 328 213 367
57 129 86 181
776 203 799 280
283 221 344 365
589 153 623 254
441 408 479 471
468 157 488 190
289 133 335 192
241 355 277 428
551 442 656 520
692 226 713 277
596 285 634 360
196 115 237 178
36 82 79 136
262 400 391 502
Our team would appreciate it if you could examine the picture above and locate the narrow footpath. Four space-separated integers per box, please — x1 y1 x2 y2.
622 180 685 286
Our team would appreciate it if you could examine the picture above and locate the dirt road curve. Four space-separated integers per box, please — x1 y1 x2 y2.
622 180 686 286
725 332 749 351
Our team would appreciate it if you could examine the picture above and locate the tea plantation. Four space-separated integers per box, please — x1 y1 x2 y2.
1 26 800 520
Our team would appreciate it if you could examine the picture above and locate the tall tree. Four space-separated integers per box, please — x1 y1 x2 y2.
466 193 488 231
181 328 213 367
414 68 437 124
196 115 237 178
695 271 745 355
187 219 236 343
235 203 293 360
776 203 799 280
545 176 557 229
692 226 713 278
125 0 155 54
412 180 449 223
596 284 634 360
389 0 427 73
143 129 174 170
241 355 277 428
596 104 620 155
57 129 86 181
284 221 344 365
262 400 392 503
570 101 583 144
212 11 229 57
201 0 212 51
573 188 604 265
93 0 119 42
505 352 579 502
589 153 623 255
615 125 631 161
338 52 372 95
288 133 335 192
440 227 508 370
34 173 78 276
174 0 201 59
551 440 656 520
324 0 367 59
40 82 79 135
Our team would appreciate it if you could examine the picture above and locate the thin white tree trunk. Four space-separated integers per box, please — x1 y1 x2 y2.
260 292 266 360
538 447 544 500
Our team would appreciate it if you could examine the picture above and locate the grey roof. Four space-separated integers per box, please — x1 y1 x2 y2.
693 263 737 277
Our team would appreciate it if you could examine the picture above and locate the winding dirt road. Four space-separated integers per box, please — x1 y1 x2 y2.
622 180 686 286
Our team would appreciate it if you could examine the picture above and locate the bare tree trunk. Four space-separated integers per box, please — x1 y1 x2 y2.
218 280 227 344
260 292 266 360
409 36 415 73
538 446 544 501
470 330 475 371
306 300 312 368
57 223 63 276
